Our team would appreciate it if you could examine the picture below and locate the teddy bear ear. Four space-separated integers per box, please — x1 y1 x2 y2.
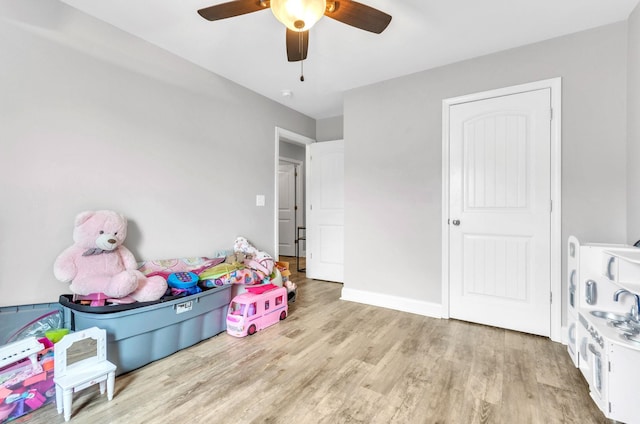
74 211 95 227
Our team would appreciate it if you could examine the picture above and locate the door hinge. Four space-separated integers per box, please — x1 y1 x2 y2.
310 204 313 210
608 402 612 413
550 291 553 303
550 200 553 213
294 205 298 210
550 108 553 120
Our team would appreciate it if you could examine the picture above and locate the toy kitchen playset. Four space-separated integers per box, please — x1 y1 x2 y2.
567 236 640 424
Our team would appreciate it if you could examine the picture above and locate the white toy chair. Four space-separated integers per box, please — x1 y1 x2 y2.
53 327 116 421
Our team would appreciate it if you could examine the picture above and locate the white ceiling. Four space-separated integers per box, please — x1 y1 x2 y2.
59 0 639 119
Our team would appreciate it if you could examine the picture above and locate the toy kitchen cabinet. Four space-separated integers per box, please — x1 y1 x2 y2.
567 237 640 424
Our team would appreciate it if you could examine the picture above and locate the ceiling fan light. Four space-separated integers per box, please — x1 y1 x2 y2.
271 0 326 32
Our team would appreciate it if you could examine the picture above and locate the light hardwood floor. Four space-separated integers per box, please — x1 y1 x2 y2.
25 257 610 424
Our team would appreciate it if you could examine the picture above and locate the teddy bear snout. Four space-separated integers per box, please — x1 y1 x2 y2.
95 232 119 251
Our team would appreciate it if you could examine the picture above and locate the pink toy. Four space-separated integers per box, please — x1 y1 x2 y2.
226 284 288 337
53 210 167 303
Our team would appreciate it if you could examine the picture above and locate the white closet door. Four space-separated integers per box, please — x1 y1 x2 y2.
449 88 551 336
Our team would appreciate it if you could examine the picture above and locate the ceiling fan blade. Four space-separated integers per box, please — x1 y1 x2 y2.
286 29 309 62
325 0 391 34
198 0 268 21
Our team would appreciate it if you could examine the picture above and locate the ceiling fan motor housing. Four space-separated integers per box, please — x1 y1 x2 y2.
271 0 327 32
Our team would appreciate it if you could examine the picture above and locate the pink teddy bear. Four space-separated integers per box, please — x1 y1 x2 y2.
53 210 167 303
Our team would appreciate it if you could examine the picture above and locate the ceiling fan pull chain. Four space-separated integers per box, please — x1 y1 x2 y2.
299 31 305 82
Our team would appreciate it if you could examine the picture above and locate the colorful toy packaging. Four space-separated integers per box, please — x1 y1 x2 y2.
0 338 55 423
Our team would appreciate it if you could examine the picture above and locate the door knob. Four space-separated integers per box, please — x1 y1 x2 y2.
452 220 460 226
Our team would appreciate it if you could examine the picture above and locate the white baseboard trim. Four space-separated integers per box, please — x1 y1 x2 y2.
340 287 443 318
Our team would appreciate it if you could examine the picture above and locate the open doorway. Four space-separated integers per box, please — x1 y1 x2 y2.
278 157 303 257
273 127 314 262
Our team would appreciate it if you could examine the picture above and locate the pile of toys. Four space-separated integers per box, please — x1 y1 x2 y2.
275 261 297 302
52 210 292 307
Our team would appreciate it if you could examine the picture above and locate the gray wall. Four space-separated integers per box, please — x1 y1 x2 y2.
344 23 629 307
316 116 344 141
628 4 640 243
279 141 306 163
0 0 314 306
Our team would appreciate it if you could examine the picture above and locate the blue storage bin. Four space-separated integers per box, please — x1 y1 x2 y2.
59 284 231 375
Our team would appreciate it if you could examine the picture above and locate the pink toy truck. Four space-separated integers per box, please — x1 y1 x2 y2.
226 284 288 337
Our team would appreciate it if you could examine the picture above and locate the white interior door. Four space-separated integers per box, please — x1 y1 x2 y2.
278 162 296 256
448 88 551 336
306 140 344 282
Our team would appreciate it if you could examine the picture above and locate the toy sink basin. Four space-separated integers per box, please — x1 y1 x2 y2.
589 310 631 322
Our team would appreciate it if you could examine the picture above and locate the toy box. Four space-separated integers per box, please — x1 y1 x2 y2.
0 338 55 423
60 284 232 375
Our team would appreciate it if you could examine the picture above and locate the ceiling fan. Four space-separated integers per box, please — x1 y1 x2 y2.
197 0 392 62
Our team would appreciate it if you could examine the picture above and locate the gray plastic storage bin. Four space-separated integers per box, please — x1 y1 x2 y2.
60 285 231 375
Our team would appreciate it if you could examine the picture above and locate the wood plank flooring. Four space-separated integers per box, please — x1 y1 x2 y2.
22 257 611 423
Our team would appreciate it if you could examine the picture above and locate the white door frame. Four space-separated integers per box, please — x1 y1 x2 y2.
441 78 562 342
274 127 314 258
